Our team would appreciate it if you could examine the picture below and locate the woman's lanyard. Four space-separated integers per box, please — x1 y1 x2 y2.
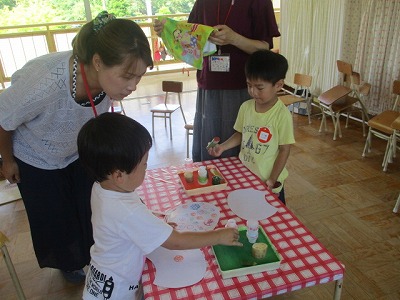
217 0 235 25
215 0 235 55
80 62 98 117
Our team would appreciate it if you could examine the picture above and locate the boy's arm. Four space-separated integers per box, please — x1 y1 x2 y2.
162 228 242 250
266 144 291 189
208 131 242 157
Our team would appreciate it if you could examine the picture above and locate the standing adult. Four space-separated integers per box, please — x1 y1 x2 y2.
0 11 153 283
155 0 280 161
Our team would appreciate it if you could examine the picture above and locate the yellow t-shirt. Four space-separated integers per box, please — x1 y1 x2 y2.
234 99 295 186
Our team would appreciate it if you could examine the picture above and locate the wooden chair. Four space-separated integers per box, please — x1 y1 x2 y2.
150 81 185 139
382 114 400 172
337 60 371 123
0 231 26 300
280 73 313 124
318 85 367 140
362 80 400 171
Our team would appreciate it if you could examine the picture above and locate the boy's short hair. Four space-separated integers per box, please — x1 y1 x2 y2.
245 50 288 85
77 112 152 182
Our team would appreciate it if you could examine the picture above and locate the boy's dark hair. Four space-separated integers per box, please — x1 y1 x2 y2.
77 112 152 182
245 50 288 85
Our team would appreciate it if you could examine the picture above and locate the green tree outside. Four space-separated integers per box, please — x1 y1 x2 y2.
0 0 195 26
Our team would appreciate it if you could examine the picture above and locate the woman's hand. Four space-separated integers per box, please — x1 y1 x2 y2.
209 25 239 46
2 159 20 183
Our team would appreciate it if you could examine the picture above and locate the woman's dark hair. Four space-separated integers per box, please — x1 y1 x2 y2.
77 112 152 182
245 50 288 85
72 17 153 70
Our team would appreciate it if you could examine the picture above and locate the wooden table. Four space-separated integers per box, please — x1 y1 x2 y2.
137 157 345 300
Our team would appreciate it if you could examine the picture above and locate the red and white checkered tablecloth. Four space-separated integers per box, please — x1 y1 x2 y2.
137 157 345 300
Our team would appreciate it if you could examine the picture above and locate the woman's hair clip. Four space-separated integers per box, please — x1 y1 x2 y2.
93 11 116 32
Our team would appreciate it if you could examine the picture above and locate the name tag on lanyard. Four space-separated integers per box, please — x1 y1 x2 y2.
209 0 234 72
209 54 230 72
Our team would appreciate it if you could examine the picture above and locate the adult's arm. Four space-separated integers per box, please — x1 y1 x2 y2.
209 24 270 54
0 126 20 183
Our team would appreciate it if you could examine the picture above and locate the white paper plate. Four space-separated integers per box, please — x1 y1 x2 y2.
227 189 278 221
165 202 220 232
147 247 206 288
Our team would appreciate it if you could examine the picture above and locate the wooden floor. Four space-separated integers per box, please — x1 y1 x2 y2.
1 72 400 300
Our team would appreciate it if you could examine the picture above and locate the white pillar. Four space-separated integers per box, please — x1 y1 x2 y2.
83 0 92 21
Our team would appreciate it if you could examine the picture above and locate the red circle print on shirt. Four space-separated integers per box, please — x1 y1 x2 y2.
257 127 272 143
174 255 184 262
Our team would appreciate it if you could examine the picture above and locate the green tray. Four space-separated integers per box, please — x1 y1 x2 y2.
212 226 282 279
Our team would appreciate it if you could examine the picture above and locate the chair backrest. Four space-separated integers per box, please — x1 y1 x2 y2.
359 82 371 97
161 80 186 124
162 81 183 106
294 73 312 87
162 81 183 93
391 115 400 131
394 80 400 94
293 73 312 99
392 80 400 110
337 60 356 87
337 60 352 75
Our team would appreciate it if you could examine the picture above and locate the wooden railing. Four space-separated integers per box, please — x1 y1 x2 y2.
0 11 280 89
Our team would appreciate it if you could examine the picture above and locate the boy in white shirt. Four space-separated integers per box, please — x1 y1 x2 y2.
78 112 242 300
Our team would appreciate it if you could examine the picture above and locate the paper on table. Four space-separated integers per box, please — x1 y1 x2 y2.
227 189 278 221
147 247 207 288
165 202 220 231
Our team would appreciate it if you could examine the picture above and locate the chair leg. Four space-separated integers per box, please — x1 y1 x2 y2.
383 137 392 172
119 100 126 115
333 113 341 140
186 129 190 158
332 115 338 140
0 233 26 300
362 129 372 157
324 112 328 131
151 114 155 138
393 193 400 213
361 111 366 137
306 100 312 124
169 114 173 140
319 110 326 133
345 113 350 128
387 134 395 164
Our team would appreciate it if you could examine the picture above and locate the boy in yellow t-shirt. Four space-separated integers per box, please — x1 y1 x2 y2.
208 50 295 204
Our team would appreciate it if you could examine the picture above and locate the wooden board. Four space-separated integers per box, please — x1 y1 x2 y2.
178 165 228 196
